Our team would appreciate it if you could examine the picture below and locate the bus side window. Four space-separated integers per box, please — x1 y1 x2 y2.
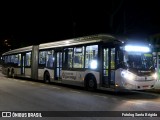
63 48 67 68
11 55 14 64
18 54 21 66
111 48 115 69
14 54 18 65
73 47 84 68
63 48 73 69
64 48 73 68
46 50 54 68
5 56 8 63
25 52 31 67
85 45 98 69
39 51 46 67
7 55 11 63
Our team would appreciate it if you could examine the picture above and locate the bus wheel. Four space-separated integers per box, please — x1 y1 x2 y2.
44 72 50 84
11 69 15 78
86 75 97 91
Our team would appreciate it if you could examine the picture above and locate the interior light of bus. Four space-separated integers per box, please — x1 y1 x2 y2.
90 60 97 69
124 45 150 52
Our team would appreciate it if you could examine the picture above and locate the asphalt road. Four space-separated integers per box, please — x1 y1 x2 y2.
0 72 160 120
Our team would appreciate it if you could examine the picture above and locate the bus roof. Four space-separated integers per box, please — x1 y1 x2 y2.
2 46 33 56
2 34 120 55
39 34 119 50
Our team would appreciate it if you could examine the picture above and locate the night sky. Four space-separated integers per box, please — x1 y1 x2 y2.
0 0 160 54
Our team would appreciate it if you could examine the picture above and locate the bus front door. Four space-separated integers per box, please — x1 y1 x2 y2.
103 47 115 88
21 53 25 75
55 52 62 80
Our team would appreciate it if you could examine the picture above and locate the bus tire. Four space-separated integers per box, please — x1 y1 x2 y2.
44 71 50 84
85 74 97 91
11 69 15 78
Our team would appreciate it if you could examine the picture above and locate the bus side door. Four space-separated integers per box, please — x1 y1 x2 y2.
55 51 62 80
21 53 25 75
103 47 116 88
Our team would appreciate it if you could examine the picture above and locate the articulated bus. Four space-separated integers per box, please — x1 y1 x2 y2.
2 34 157 91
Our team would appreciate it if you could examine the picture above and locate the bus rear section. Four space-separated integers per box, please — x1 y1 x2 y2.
1 46 39 79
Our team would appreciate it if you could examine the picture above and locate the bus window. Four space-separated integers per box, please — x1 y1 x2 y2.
7 56 11 63
14 55 18 64
63 48 73 68
67 48 73 68
46 50 54 68
85 45 98 69
18 54 21 66
11 55 15 63
25 52 31 66
73 47 84 68
111 48 115 69
5 56 8 63
63 49 66 67
104 48 109 69
39 51 46 65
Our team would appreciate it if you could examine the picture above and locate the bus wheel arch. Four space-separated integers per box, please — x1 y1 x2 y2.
44 71 50 83
84 73 97 91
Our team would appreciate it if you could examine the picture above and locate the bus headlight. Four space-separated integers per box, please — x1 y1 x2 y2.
121 71 135 80
152 73 158 79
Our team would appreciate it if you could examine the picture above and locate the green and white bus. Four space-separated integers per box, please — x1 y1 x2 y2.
2 34 157 91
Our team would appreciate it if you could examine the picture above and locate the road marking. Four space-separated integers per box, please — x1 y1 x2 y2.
93 94 108 99
41 84 46 87
52 86 61 89
70 90 81 94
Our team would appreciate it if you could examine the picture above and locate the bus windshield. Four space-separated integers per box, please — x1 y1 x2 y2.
124 52 154 70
